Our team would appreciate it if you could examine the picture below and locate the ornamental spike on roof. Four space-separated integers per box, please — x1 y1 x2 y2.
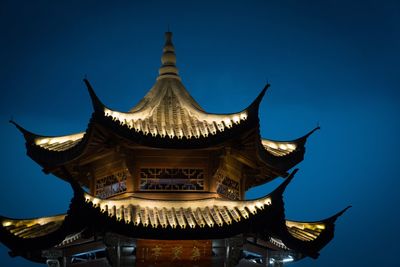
157 31 180 80
83 31 267 140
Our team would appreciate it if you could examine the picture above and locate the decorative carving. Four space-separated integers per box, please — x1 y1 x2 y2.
140 168 204 191
215 170 240 200
95 170 127 198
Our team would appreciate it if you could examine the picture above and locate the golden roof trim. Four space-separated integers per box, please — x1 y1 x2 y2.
103 79 248 139
285 220 325 242
262 139 297 157
34 132 85 151
84 192 272 229
1 214 66 239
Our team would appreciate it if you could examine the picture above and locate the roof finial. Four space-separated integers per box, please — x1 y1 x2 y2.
158 31 180 80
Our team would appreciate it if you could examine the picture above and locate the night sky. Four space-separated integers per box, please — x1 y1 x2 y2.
0 1 399 266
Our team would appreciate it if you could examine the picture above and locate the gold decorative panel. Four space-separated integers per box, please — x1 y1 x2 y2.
95 171 127 198
136 239 212 265
215 170 240 200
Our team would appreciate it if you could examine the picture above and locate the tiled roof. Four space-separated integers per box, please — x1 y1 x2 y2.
34 133 85 152
286 220 325 242
1 215 65 239
103 78 249 139
0 170 350 260
262 139 298 157
83 192 272 229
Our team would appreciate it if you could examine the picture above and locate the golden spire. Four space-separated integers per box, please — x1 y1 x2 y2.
158 31 180 80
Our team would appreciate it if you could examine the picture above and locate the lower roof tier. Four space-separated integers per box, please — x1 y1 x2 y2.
0 169 350 262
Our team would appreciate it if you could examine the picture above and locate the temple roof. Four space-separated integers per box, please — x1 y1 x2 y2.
82 189 273 229
261 126 319 158
104 78 249 139
286 220 326 242
0 215 66 239
10 32 318 186
17 122 316 160
33 133 85 152
0 213 74 261
0 170 350 261
87 31 263 141
11 117 317 181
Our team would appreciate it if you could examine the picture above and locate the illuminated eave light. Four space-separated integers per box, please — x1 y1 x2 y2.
104 106 248 140
279 144 287 150
247 205 257 215
267 142 278 149
216 122 224 132
2 221 12 227
35 132 85 147
223 119 232 128
78 190 274 231
282 256 294 263
255 201 264 210
264 198 272 206
287 143 296 150
238 207 249 219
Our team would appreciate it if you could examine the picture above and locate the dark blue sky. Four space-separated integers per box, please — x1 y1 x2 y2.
0 1 399 266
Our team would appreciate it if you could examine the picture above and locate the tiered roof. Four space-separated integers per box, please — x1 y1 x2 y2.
11 31 318 187
0 31 348 264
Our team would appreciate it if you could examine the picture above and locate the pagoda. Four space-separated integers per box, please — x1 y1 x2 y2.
0 32 349 267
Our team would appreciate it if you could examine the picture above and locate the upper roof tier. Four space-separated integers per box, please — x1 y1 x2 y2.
11 32 318 180
104 78 250 139
88 31 262 140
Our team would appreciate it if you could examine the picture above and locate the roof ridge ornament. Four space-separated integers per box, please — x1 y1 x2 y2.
157 31 181 81
275 168 298 195
324 205 352 223
295 125 321 145
83 78 105 113
247 83 270 113
9 119 38 142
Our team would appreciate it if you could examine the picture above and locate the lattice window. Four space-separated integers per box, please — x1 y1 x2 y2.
215 170 240 200
140 168 204 191
95 171 127 198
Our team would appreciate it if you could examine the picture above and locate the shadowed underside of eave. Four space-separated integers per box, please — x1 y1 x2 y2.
10 116 317 180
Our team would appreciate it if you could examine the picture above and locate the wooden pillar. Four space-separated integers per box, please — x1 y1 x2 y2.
224 236 243 267
42 250 63 267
